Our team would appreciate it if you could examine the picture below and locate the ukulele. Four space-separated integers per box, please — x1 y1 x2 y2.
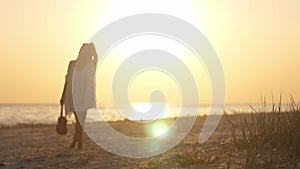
56 104 67 135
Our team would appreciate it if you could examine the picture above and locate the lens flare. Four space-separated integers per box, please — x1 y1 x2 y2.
145 119 175 138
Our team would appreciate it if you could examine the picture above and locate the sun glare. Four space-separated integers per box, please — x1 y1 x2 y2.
98 0 202 30
133 102 151 113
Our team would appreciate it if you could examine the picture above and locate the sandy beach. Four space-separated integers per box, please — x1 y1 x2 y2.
0 115 299 169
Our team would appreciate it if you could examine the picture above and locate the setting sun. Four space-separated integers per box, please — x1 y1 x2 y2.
1 1 300 167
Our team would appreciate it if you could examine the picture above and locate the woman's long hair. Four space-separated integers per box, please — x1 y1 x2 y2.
76 43 97 71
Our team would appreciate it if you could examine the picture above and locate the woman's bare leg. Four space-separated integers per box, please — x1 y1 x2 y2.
75 117 83 149
70 112 85 149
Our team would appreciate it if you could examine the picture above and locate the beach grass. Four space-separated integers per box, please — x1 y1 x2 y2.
224 96 300 168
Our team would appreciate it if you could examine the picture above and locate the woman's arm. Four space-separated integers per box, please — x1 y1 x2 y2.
60 61 73 105
60 77 67 105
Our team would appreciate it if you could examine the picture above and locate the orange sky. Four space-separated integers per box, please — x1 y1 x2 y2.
0 0 299 104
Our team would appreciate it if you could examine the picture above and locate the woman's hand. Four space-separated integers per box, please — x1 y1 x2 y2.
92 52 98 68
60 98 64 106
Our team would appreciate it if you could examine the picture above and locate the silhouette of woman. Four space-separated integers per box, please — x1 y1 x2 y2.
60 43 98 149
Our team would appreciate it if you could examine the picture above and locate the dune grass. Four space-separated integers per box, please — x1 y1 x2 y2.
174 96 299 168
140 96 299 168
225 96 300 168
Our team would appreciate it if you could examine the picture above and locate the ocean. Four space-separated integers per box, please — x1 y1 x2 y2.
0 103 292 127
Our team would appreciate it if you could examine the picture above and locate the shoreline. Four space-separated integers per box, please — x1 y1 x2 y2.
0 111 294 129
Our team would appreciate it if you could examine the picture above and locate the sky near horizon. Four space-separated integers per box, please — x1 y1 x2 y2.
0 0 299 105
